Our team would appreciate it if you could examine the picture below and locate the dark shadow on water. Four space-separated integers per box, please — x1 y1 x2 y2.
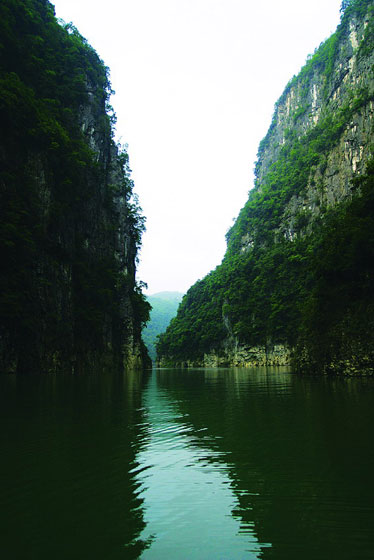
155 367 374 560
0 370 152 559
2 366 374 559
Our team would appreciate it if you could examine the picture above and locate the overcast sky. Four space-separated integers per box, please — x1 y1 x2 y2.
52 0 342 295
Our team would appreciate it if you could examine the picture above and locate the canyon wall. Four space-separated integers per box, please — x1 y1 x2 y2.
0 0 150 373
158 0 374 374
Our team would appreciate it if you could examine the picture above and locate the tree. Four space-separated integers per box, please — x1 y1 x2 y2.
340 0 352 14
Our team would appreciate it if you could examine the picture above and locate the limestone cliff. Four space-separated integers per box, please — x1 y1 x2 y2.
157 0 374 374
247 4 374 247
0 0 150 373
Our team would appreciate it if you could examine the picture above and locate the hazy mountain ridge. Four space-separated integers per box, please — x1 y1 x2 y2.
143 292 183 362
157 0 374 375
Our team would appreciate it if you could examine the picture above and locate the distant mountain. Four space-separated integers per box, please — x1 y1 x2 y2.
142 292 184 362
150 292 184 302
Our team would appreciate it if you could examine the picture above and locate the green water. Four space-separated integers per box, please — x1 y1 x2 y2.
0 367 373 559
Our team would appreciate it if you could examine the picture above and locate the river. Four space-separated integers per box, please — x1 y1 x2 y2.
0 367 373 559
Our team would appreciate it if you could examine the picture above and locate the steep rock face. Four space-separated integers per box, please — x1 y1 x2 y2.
250 8 374 247
0 0 150 373
157 0 374 374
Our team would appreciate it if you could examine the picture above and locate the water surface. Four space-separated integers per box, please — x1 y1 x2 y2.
0 367 373 559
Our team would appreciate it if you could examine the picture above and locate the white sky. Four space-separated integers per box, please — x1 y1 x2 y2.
52 0 342 295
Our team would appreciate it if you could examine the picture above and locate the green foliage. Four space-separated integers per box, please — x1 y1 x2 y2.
156 272 228 362
227 85 373 255
158 159 374 368
341 0 353 14
358 3 374 57
158 0 374 372
142 292 183 361
157 235 311 362
0 0 148 372
130 282 152 333
254 0 373 160
298 158 374 371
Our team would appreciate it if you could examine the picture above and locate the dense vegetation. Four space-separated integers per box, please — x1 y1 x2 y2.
142 292 183 361
158 159 374 372
0 0 150 372
157 0 374 374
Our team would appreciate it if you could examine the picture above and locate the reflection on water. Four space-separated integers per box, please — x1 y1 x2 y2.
137 373 268 559
137 367 374 560
0 367 374 559
0 371 151 559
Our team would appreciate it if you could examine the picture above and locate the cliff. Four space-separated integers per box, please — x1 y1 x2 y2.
157 0 374 375
0 0 150 373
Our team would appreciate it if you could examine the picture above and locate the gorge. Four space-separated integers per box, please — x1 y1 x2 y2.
1 0 374 377
1 2 374 558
